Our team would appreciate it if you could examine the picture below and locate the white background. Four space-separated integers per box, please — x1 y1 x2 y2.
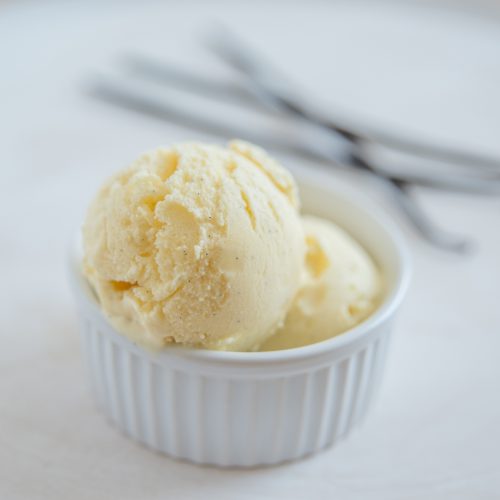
1 1 500 498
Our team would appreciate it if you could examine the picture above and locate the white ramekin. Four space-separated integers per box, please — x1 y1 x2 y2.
70 176 410 467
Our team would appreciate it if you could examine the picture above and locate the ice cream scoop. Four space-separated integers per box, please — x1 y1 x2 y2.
82 140 304 351
261 215 381 351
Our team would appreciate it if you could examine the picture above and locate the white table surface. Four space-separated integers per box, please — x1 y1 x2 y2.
1 1 500 498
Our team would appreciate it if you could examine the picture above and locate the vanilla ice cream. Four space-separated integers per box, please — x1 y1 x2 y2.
83 140 304 351
261 216 381 351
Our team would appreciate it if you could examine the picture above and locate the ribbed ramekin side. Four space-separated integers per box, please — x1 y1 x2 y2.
78 314 392 467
